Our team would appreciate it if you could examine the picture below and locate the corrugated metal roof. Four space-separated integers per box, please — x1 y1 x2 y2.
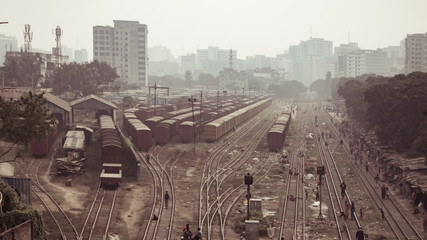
63 137 85 150
44 92 71 112
1 177 31 205
70 94 118 109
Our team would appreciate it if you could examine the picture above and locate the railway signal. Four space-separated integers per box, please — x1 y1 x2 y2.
244 173 253 220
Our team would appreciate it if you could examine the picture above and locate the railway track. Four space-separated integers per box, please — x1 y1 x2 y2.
78 183 117 240
277 103 306 240
135 145 179 240
319 107 424 239
310 104 361 239
197 104 282 239
26 156 79 240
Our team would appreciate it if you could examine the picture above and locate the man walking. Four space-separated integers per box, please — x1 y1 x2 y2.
164 191 170 209
350 201 356 220
340 181 347 198
356 227 365 240
193 227 202 240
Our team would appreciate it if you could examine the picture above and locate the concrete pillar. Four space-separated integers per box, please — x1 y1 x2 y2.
245 220 259 240
250 198 262 212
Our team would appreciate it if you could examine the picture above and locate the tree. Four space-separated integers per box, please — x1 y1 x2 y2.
337 79 367 126
50 60 119 98
268 80 307 98
0 92 56 162
2 55 43 87
122 96 137 108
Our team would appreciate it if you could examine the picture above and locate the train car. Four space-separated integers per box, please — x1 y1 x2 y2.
128 118 152 151
144 116 164 130
30 123 58 157
99 115 122 188
267 125 287 152
267 112 291 152
179 121 199 143
204 98 272 142
100 169 122 188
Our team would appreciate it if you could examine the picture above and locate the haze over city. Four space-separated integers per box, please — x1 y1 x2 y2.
2 0 427 59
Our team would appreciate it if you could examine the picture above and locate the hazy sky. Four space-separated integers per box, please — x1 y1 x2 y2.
1 0 426 60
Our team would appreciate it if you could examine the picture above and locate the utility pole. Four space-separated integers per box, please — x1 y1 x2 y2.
188 95 197 154
216 90 219 118
199 90 203 141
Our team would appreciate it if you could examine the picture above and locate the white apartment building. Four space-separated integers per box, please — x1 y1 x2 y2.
93 20 148 86
405 33 427 74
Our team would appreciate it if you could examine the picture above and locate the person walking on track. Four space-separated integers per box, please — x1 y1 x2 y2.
164 191 170 209
340 181 347 198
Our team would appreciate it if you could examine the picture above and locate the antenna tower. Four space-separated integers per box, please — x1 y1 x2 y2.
54 26 63 66
23 24 33 52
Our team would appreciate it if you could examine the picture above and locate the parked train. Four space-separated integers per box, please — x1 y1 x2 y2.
204 98 272 142
30 123 59 157
122 95 271 147
99 115 122 188
267 112 292 152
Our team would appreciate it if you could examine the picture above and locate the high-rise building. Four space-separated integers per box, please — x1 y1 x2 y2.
62 45 73 61
179 54 196 74
0 34 18 66
148 45 174 62
196 47 237 76
93 20 148 86
74 49 88 63
405 33 427 74
288 38 334 86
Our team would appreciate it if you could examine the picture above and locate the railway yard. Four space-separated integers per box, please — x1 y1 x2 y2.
6 97 427 240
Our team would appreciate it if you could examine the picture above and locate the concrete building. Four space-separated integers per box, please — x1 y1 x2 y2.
93 20 148 86
74 49 88 63
148 45 174 62
179 53 196 75
196 47 237 76
288 38 334 86
218 68 248 92
405 33 427 74
62 45 73 61
148 60 179 76
0 34 18 65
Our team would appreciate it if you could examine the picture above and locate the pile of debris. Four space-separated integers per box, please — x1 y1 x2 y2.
56 151 85 175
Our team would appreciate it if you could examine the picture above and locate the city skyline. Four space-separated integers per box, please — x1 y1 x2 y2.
1 0 426 60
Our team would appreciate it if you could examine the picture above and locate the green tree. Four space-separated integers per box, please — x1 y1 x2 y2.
268 80 307 98
2 55 43 87
50 60 119 98
337 79 367 126
0 92 56 161
122 96 137 108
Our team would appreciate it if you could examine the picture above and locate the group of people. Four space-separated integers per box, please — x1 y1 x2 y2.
182 224 202 240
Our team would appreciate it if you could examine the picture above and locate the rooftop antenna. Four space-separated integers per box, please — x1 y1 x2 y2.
53 26 63 66
23 24 33 52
